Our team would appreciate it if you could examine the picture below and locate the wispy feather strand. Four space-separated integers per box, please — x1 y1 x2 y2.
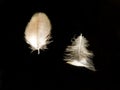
64 34 96 71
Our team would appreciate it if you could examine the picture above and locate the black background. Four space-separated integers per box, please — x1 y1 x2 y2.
0 0 119 89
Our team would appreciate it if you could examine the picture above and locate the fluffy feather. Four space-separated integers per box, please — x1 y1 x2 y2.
25 12 51 54
64 34 95 71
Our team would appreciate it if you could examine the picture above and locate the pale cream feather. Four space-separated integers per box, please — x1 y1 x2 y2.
25 12 51 54
64 34 96 71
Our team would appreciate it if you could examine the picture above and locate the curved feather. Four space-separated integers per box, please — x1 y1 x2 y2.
64 34 96 71
25 12 51 54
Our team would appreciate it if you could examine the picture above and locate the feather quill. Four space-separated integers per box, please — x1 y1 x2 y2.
64 34 95 71
25 12 51 54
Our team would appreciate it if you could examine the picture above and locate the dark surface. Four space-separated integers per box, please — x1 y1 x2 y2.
0 0 119 89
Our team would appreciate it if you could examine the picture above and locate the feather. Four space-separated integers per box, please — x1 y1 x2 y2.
24 12 51 54
64 34 96 71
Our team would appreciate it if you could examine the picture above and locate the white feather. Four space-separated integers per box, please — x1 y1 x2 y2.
25 12 51 54
64 34 96 71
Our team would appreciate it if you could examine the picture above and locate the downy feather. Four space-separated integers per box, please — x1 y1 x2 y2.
64 34 95 71
25 12 51 54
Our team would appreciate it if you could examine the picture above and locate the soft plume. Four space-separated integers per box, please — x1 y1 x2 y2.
25 12 51 54
64 34 95 71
